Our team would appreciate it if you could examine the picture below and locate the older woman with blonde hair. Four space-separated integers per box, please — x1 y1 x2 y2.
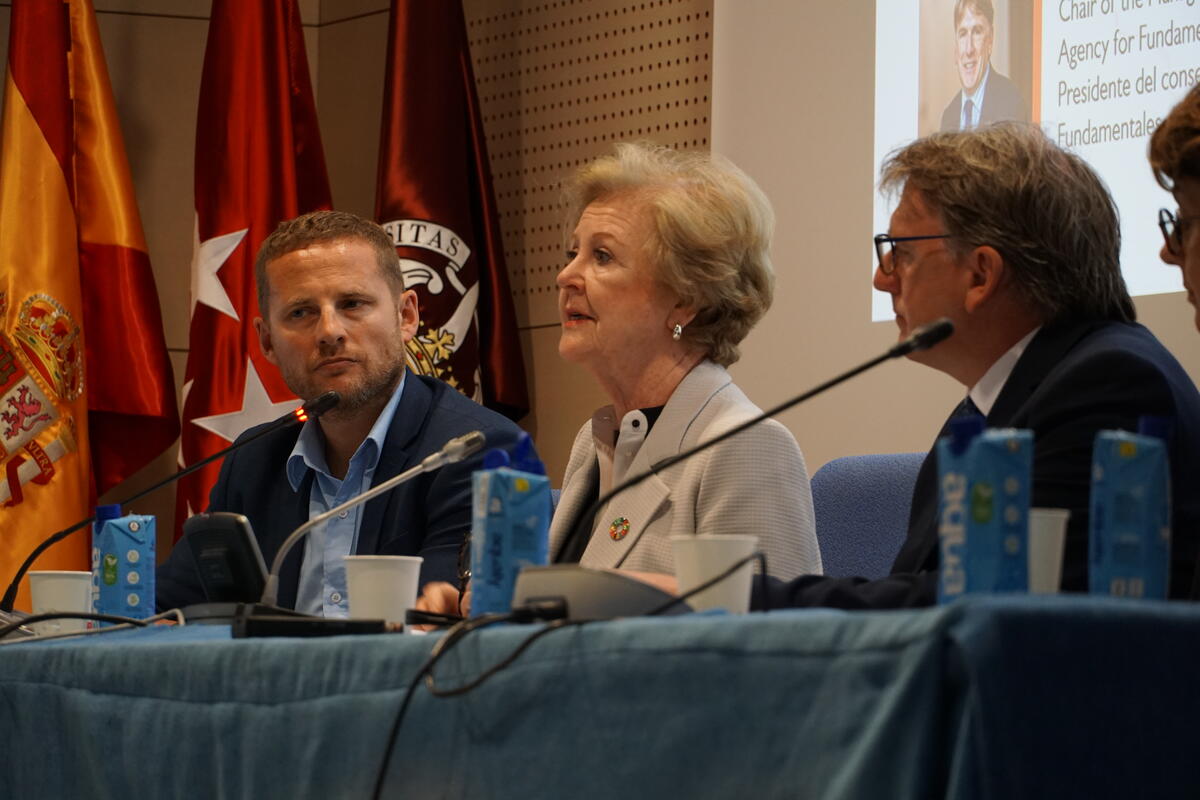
418 143 820 617
547 142 820 580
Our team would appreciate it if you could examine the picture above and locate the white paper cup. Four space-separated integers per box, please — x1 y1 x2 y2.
670 535 758 614
1028 508 1070 594
344 555 423 626
29 570 93 635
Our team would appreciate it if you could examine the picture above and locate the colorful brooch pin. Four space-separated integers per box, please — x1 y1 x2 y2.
609 516 631 541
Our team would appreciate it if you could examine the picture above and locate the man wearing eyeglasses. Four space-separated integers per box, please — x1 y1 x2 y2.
1151 83 1200 331
939 0 1026 132
764 121 1200 609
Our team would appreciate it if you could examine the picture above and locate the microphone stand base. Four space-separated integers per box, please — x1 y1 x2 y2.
512 565 691 620
178 602 307 624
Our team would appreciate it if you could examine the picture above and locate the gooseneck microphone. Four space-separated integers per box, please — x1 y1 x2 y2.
0 391 341 613
259 430 487 607
553 318 956 562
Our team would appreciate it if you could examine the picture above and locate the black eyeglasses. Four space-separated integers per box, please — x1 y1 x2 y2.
1159 208 1198 257
874 233 951 275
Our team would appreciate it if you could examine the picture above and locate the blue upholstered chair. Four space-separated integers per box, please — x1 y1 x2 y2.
811 453 925 579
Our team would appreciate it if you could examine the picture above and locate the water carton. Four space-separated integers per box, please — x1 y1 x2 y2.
938 418 1032 602
91 504 155 622
470 437 552 616
1089 421 1171 599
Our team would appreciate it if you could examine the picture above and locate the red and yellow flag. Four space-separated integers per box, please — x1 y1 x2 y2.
0 0 179 609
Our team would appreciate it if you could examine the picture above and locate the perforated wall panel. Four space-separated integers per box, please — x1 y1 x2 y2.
464 0 714 329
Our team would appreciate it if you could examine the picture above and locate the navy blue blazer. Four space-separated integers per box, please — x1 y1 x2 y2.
763 319 1200 609
157 372 527 611
939 66 1027 131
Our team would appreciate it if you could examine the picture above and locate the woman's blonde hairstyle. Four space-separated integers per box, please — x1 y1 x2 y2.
564 142 775 366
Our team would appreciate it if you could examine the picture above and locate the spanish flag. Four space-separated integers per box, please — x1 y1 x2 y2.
0 0 178 611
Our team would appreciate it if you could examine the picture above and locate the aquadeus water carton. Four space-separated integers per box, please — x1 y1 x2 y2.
938 418 1032 602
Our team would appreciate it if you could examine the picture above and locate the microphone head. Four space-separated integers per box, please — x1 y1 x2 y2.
445 431 487 463
910 318 954 351
894 318 954 356
297 391 340 421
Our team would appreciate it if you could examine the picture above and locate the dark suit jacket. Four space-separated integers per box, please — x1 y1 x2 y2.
156 372 527 611
763 319 1200 609
939 66 1027 131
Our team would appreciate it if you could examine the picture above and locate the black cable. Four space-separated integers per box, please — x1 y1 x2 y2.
0 611 150 640
1 608 184 645
424 555 770 699
425 618 583 698
416 556 771 701
369 654 434 800
370 611 516 800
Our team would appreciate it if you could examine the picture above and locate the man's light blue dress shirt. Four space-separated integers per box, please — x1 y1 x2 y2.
286 373 406 616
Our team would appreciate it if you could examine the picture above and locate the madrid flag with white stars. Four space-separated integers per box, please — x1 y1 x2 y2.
176 0 331 533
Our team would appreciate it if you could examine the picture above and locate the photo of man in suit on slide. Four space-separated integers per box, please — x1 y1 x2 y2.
940 0 1027 131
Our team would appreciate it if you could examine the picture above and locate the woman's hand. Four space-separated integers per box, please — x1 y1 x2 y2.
415 581 470 622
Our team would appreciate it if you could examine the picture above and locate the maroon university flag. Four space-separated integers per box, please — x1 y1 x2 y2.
176 0 331 531
375 0 528 420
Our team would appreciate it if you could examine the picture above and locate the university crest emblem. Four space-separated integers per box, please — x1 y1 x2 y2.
382 218 481 398
0 291 83 507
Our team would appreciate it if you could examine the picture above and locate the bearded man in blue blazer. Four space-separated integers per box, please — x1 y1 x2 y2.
157 211 526 615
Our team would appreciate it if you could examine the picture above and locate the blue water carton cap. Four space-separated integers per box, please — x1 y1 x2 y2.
1137 415 1173 442
480 433 546 475
508 432 545 475
482 449 510 470
95 504 122 523
947 415 985 456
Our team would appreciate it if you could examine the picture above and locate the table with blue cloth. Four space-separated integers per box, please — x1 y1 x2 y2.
2 596 1197 798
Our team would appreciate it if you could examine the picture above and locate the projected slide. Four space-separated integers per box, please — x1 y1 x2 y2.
872 0 1198 321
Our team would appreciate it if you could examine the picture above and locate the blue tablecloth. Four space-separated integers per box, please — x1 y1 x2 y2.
2 596 1197 798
